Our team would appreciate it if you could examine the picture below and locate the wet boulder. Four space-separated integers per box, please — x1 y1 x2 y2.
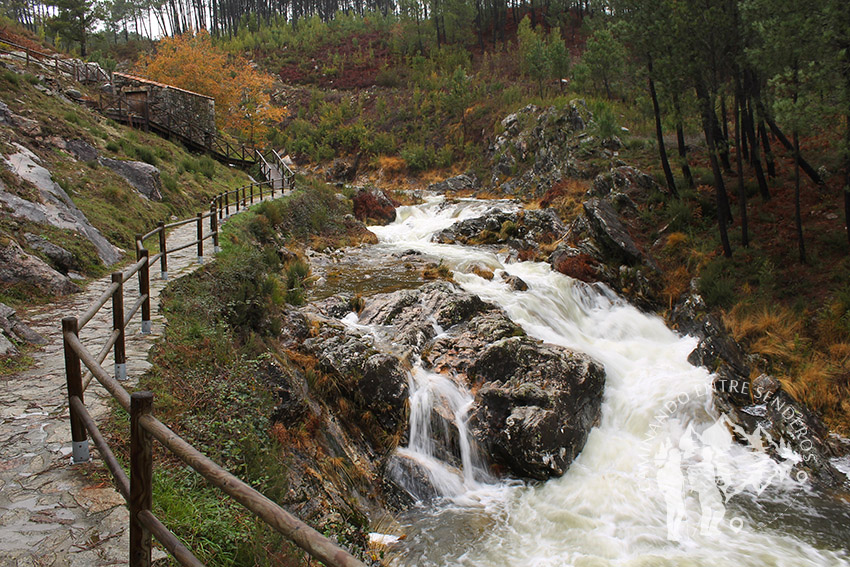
433 208 564 254
670 293 847 487
303 324 409 434
423 310 524 378
384 452 441 502
582 197 654 269
427 173 479 194
351 187 398 225
358 281 491 352
467 336 606 480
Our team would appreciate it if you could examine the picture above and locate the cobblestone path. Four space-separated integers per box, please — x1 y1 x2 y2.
1 220 213 566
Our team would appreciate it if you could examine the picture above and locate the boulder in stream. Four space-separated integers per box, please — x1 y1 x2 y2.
468 336 606 480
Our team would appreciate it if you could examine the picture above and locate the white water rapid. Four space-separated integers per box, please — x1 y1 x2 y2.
363 195 850 567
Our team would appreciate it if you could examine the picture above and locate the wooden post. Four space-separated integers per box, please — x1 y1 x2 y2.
235 188 240 212
130 391 153 567
158 224 167 280
225 191 230 217
112 273 127 381
196 213 204 264
218 195 224 220
259 183 264 201
139 248 151 335
63 317 89 464
210 203 220 253
250 183 254 205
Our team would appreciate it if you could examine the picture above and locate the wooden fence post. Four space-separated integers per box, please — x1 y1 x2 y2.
158 223 168 280
210 203 220 253
139 249 151 335
196 213 204 264
250 183 254 205
130 391 153 567
112 273 127 381
218 195 224 220
235 188 240 212
225 191 230 217
63 316 89 464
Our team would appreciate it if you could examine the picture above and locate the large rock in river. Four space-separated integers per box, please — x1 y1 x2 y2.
468 336 605 480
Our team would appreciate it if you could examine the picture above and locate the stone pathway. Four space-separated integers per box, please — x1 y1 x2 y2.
0 218 219 566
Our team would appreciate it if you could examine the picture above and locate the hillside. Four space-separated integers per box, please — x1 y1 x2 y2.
0 55 252 308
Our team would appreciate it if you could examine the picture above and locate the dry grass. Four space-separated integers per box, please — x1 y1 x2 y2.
725 303 850 434
538 179 590 221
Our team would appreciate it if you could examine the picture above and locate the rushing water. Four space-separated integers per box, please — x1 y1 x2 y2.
360 195 850 567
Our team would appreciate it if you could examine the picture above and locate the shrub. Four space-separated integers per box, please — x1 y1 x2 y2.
400 143 433 172
698 258 736 308
135 146 158 165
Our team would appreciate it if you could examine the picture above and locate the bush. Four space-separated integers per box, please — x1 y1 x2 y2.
400 143 433 172
135 146 158 165
699 258 736 308
285 259 310 305
590 100 620 140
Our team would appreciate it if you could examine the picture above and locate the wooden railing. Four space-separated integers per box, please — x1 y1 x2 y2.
0 35 110 83
61 178 367 567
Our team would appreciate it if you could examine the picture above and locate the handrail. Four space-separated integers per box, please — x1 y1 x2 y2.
0 33 110 84
59 168 364 567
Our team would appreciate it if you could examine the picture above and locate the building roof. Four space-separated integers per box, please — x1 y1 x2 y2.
113 72 214 101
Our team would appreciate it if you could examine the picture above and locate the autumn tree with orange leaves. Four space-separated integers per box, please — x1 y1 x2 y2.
137 30 285 144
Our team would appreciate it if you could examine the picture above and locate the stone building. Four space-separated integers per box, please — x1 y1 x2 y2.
111 73 216 148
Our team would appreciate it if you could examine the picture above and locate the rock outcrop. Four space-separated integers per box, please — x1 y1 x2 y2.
0 302 46 357
24 233 77 274
100 158 163 201
671 293 847 487
0 237 80 296
298 281 606 488
487 101 613 198
1 144 122 265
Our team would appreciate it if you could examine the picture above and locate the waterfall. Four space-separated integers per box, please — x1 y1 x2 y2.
365 196 850 567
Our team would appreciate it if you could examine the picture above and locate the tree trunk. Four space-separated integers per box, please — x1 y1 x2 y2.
673 95 695 189
844 111 850 248
676 121 695 189
713 107 733 174
759 121 777 178
765 117 824 185
794 131 806 263
734 87 748 247
743 95 771 200
697 83 733 258
648 58 677 197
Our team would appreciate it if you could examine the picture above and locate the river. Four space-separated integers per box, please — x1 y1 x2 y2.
353 195 850 567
